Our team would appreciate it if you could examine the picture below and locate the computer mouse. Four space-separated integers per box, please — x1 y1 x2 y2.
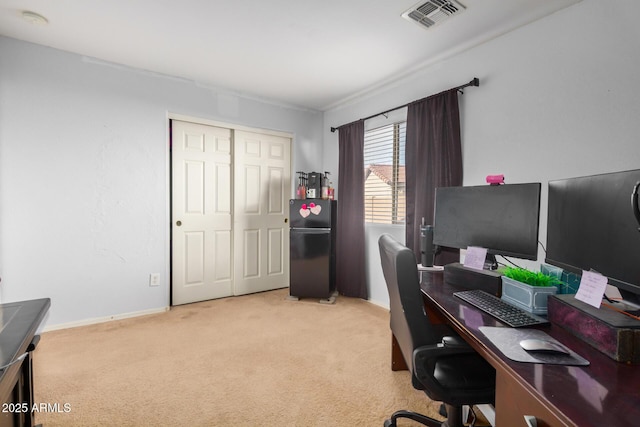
519 338 571 355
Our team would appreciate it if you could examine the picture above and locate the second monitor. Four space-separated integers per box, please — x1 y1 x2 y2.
433 182 542 264
433 182 541 294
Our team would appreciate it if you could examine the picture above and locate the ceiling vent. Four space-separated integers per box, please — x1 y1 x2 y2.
402 0 466 30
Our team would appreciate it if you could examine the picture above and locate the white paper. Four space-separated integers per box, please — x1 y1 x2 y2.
604 285 623 301
575 270 609 308
463 246 487 271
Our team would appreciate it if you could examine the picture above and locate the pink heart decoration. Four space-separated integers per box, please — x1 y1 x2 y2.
310 204 322 215
299 208 310 218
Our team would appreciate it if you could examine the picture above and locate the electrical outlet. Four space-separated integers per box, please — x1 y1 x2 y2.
149 273 160 287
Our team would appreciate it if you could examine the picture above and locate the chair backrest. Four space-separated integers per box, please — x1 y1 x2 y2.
378 234 442 376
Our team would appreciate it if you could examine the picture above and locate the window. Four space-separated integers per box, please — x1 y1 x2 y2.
363 121 406 224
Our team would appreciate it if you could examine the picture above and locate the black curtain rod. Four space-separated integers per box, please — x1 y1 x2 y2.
330 77 479 133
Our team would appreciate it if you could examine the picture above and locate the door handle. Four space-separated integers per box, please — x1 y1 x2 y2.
284 218 288 223
176 220 182 226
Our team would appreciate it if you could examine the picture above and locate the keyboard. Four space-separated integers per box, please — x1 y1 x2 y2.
454 289 549 328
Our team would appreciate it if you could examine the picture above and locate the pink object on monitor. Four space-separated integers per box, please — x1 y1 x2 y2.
486 174 505 185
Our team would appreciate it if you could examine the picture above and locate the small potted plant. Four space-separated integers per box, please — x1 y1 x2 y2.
500 266 562 314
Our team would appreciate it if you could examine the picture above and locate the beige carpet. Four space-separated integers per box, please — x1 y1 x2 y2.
33 289 444 426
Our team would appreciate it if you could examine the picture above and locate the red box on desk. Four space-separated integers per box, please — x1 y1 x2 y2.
548 294 640 364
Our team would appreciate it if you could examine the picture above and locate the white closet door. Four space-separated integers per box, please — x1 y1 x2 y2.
233 130 291 295
172 120 233 305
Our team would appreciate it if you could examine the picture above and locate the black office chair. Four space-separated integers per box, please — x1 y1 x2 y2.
378 234 496 427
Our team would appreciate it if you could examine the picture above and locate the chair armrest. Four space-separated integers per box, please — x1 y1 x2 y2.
441 335 472 349
414 340 474 363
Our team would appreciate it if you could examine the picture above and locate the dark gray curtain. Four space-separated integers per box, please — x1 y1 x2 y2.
405 89 462 265
336 120 367 299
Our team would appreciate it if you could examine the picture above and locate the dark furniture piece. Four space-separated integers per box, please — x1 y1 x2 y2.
417 272 640 426
289 199 337 302
378 234 495 427
0 298 50 427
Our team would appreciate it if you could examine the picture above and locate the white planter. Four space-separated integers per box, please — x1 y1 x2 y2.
501 276 557 315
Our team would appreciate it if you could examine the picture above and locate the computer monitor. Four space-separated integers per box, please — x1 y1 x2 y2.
546 169 640 298
433 183 542 263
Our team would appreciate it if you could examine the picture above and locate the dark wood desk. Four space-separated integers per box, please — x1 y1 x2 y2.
414 272 640 427
0 298 50 427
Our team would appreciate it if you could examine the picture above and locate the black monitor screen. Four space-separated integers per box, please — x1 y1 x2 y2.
546 169 640 296
433 183 541 260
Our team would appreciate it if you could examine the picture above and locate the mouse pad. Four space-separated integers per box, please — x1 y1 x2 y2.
479 326 590 366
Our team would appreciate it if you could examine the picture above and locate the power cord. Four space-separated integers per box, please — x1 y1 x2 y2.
0 352 28 371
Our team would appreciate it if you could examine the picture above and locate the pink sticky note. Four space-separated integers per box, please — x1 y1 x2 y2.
464 246 487 271
575 270 608 308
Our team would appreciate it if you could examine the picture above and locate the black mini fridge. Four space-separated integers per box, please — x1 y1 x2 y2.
289 199 337 302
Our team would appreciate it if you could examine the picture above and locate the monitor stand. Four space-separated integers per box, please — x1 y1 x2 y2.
615 289 640 313
484 254 499 270
444 262 503 296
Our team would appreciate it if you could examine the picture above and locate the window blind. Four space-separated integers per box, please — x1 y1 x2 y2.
363 122 406 224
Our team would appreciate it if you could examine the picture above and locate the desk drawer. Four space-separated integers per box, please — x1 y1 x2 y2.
495 372 571 427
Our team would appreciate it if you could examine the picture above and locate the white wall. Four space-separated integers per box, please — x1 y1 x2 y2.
323 0 640 308
4 0 640 325
0 36 323 328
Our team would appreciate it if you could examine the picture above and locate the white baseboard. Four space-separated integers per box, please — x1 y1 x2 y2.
42 306 170 332
366 298 390 310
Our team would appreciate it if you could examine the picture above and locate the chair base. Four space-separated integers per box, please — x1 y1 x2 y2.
383 410 442 427
383 404 466 427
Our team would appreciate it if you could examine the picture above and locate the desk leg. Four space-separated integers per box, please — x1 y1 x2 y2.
20 352 35 427
391 333 408 371
24 335 41 427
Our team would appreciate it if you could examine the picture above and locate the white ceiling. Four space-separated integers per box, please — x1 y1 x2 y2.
0 0 581 111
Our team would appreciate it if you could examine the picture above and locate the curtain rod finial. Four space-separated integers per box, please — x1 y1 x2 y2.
330 127 337 133
472 77 480 87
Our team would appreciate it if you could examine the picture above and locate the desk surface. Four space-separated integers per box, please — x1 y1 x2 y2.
0 298 50 401
420 272 640 427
